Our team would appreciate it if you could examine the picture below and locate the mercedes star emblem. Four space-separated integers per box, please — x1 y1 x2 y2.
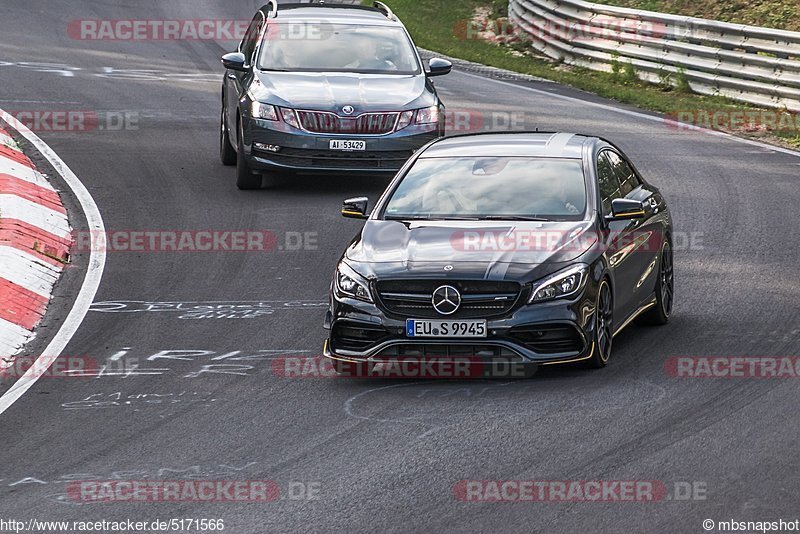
432 285 461 315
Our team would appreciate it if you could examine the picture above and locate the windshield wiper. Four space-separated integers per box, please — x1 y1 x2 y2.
383 215 481 221
481 215 549 221
384 215 433 221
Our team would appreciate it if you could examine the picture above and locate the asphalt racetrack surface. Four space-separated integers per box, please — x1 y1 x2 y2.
1 1 799 532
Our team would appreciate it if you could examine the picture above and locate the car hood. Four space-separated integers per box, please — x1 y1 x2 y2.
344 220 598 282
252 71 434 112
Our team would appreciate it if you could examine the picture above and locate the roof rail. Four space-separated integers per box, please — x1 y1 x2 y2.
373 1 396 20
262 1 394 20
266 0 278 18
438 131 596 142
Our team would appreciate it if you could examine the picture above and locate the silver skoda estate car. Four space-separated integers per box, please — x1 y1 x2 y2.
220 2 451 189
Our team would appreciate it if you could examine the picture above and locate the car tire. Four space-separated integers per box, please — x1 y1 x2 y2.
235 119 262 190
638 240 674 326
587 279 613 369
219 103 236 166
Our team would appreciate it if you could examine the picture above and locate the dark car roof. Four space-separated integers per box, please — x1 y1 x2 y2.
259 4 399 25
420 132 593 159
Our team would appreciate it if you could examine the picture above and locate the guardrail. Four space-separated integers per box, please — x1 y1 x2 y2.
508 0 800 111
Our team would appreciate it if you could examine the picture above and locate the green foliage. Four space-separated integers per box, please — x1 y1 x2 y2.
489 0 508 17
596 0 799 31
609 54 637 85
368 0 795 145
610 52 622 76
675 68 692 93
621 62 638 84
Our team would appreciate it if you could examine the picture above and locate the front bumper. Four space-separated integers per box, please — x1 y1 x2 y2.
324 286 598 367
245 118 439 173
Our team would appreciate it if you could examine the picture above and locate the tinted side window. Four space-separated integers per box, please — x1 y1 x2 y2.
240 13 264 64
606 150 641 197
597 152 621 215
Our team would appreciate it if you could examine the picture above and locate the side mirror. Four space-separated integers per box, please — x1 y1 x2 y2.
342 197 369 219
221 52 248 72
427 58 452 77
607 198 646 221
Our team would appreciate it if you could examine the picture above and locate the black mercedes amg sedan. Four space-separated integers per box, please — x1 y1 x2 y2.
323 132 674 374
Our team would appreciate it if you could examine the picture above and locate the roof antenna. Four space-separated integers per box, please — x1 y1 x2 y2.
535 127 539 132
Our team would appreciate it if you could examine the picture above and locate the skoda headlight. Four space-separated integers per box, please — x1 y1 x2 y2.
335 263 373 302
396 110 415 131
250 101 278 121
395 106 440 131
528 264 589 303
279 107 300 128
415 105 440 124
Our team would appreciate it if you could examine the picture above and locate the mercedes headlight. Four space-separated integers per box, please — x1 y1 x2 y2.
335 263 373 302
528 264 589 303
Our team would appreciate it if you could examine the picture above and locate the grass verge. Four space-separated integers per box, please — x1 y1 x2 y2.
593 0 799 32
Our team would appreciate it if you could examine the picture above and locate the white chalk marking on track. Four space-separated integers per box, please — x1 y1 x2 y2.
0 108 106 416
